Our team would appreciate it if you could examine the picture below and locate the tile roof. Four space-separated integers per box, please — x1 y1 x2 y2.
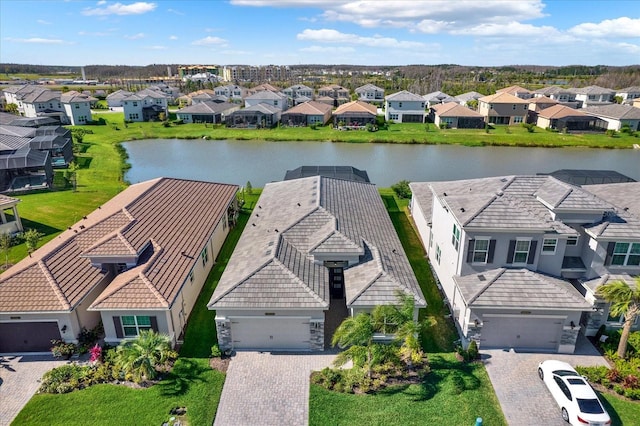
60 91 97 103
496 85 532 95
582 273 638 294
176 101 238 114
537 104 588 119
455 268 592 309
246 90 286 101
333 100 377 115
618 86 640 93
479 92 529 104
355 83 384 92
408 182 434 224
208 177 425 310
454 91 485 102
534 86 572 95
281 101 332 116
582 182 640 240
386 90 424 102
528 96 558 105
423 91 455 103
581 104 640 120
569 85 615 95
0 178 238 313
22 89 61 104
432 102 483 118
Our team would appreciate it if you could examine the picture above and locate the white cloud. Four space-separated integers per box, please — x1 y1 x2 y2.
169 35 178 40
569 17 640 38
124 32 145 40
192 36 228 46
297 28 426 49
300 45 355 53
97 1 107 5
37 19 52 25
167 8 184 15
5 37 66 44
82 2 157 16
452 21 560 37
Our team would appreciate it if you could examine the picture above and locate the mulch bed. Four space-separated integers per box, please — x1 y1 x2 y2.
209 357 230 373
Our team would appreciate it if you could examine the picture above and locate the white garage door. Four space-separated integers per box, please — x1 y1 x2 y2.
230 317 311 350
480 316 563 351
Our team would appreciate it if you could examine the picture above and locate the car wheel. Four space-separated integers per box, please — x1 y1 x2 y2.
561 407 569 423
538 367 544 380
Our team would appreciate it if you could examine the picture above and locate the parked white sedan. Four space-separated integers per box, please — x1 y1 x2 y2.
538 360 611 425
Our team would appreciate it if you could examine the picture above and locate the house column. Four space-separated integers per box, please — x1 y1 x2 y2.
12 205 23 232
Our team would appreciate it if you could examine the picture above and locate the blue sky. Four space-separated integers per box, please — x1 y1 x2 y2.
1 0 638 67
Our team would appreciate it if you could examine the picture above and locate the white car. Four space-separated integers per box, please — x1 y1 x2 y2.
537 360 611 425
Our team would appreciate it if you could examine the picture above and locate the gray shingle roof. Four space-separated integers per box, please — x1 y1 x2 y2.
385 90 423 101
582 104 640 120
455 268 592 309
209 176 425 310
176 101 238 114
454 91 485 102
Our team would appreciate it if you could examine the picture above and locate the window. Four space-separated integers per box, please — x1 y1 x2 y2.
274 100 278 106
553 376 572 401
389 114 399 120
398 102 403 108
542 238 557 254
435 244 441 265
512 104 517 110
513 116 524 123
75 104 80 109
121 315 152 337
472 239 490 263
612 242 640 266
567 236 578 246
201 246 209 266
133 102 138 107
451 224 460 251
513 239 531 264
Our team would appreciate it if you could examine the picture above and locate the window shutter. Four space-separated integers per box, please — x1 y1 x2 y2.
466 239 475 263
507 240 516 264
150 316 159 332
487 240 496 263
113 317 123 338
527 240 538 264
605 242 615 265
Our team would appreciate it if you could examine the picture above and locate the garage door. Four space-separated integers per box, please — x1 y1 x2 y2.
0 322 61 353
230 317 310 350
480 316 563 351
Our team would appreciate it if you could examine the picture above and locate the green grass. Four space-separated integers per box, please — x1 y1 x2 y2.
600 391 640 426
12 358 224 426
309 353 506 426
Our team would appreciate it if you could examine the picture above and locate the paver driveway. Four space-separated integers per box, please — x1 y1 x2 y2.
482 336 610 426
214 351 337 426
0 355 67 426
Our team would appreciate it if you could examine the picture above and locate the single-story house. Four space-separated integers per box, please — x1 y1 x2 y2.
453 91 484 107
227 103 281 128
175 101 240 124
582 104 640 131
535 104 596 131
431 102 484 129
333 100 377 128
280 101 332 126
208 175 426 352
0 194 24 235
0 178 238 353
423 91 456 108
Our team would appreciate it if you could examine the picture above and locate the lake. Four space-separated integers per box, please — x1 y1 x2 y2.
123 139 640 187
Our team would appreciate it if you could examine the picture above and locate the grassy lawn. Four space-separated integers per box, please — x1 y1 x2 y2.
310 353 506 426
600 392 640 426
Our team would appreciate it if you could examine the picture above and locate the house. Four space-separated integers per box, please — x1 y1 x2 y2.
582 104 640 131
453 91 484 108
570 86 615 108
423 91 456 108
431 102 484 129
0 194 24 235
284 166 370 183
282 84 315 106
247 83 281 96
175 101 240 124
106 89 133 108
214 84 247 103
333 100 377 127
227 103 281 128
244 90 288 111
280 101 332 126
0 178 238 352
478 92 529 125
61 91 95 125
617 86 640 105
16 89 67 124
385 91 425 123
355 84 384 104
317 84 350 107
526 96 559 123
533 86 580 107
409 175 640 353
497 85 533 100
535 104 595 132
2 85 44 115
208 175 426 352
122 89 169 122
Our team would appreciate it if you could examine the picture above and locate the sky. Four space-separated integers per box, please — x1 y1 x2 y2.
0 0 639 67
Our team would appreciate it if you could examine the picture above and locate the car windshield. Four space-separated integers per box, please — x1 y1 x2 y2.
553 370 577 377
577 398 605 414
567 378 587 385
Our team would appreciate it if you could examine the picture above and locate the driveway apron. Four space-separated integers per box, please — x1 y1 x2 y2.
214 351 336 426
482 335 610 426
0 355 67 426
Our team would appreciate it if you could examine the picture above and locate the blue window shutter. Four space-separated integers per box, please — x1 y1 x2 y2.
527 240 538 264
507 240 516 264
487 240 496 263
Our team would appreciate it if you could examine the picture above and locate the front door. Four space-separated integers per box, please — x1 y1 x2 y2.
325 261 348 298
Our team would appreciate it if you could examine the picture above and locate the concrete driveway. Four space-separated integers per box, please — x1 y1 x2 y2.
482 336 610 426
214 351 337 426
0 355 67 426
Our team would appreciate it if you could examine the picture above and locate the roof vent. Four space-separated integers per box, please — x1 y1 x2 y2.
460 208 465 212
500 178 508 183
496 190 504 196
443 192 447 196
478 274 486 281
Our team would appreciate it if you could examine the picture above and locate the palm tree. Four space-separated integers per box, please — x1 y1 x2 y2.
115 330 173 383
597 276 640 358
332 313 375 377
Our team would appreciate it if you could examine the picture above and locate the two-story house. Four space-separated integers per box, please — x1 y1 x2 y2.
423 91 456 108
478 92 529 125
214 85 247 103
616 86 640 105
355 84 384 104
61 91 95 125
385 90 425 123
410 175 640 354
534 87 580 108
106 89 133 108
497 85 533 100
317 84 350 107
244 90 288 111
570 86 615 108
122 89 169 122
453 91 484 108
282 84 314 105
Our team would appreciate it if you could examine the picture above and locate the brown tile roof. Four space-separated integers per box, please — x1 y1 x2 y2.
0 178 237 313
282 101 332 115
496 85 532 95
528 96 558 104
479 92 529 104
333 100 377 115
538 104 589 119
432 102 482 118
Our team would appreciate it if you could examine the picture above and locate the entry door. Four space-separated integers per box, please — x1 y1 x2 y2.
326 261 348 299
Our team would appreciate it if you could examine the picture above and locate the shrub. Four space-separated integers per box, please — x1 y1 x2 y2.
210 344 222 358
606 129 617 137
521 123 535 133
50 339 76 359
439 122 449 129
467 340 479 361
576 365 609 384
391 180 412 199
624 388 640 400
40 364 91 394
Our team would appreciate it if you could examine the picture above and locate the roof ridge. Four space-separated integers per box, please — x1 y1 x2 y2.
209 257 276 305
468 268 505 305
38 260 71 310
272 258 328 307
